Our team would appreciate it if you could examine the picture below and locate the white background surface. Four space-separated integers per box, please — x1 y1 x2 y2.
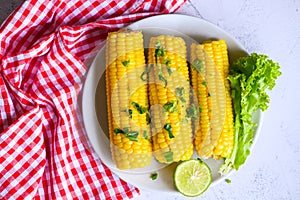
137 0 300 199
1 0 298 199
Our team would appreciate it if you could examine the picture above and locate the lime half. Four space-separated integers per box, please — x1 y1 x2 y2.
174 159 212 197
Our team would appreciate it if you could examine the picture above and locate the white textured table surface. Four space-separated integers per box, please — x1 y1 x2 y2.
1 0 299 199
138 0 300 199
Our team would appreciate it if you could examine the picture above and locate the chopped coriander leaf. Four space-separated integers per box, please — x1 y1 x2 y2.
154 41 165 63
125 131 139 142
158 73 167 87
122 109 132 118
167 65 173 75
164 57 171 66
186 104 199 120
164 57 172 75
140 65 152 81
143 130 148 140
123 127 129 133
122 60 130 67
202 81 207 86
175 87 186 102
157 64 168 87
163 101 178 113
179 97 186 103
131 102 147 114
164 123 174 139
192 58 205 72
146 112 151 124
150 172 158 180
163 151 173 162
113 128 139 141
225 179 231 183
128 109 132 118
175 87 184 97
113 128 124 134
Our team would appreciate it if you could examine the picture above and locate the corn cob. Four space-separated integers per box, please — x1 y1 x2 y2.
147 35 194 163
105 30 152 170
212 40 234 158
191 40 234 159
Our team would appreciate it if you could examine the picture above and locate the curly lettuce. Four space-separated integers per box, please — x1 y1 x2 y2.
219 53 281 174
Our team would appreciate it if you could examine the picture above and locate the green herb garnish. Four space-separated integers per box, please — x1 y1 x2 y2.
186 104 199 120
225 179 232 183
163 151 173 162
164 123 174 139
175 87 184 96
163 100 178 113
131 101 147 114
125 131 139 142
154 41 168 87
154 41 165 63
158 73 167 87
167 66 173 75
146 112 151 124
122 109 132 118
164 57 171 66
122 60 130 67
114 128 124 134
191 58 205 72
113 128 139 142
151 172 158 180
164 57 173 75
143 130 148 140
175 87 186 102
140 65 152 81
179 97 186 102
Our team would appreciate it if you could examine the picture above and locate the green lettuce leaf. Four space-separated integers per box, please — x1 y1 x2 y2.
219 53 281 174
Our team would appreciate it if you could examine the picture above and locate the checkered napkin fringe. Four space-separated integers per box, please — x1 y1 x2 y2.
0 0 186 199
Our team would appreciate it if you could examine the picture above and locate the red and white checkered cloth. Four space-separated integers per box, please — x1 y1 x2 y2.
0 0 186 199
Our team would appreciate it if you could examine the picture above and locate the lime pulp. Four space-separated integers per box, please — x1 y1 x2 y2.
174 159 212 197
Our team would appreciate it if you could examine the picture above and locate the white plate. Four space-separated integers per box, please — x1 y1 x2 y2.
82 14 263 194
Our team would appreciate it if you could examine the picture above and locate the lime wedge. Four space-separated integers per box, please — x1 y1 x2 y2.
174 159 212 197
